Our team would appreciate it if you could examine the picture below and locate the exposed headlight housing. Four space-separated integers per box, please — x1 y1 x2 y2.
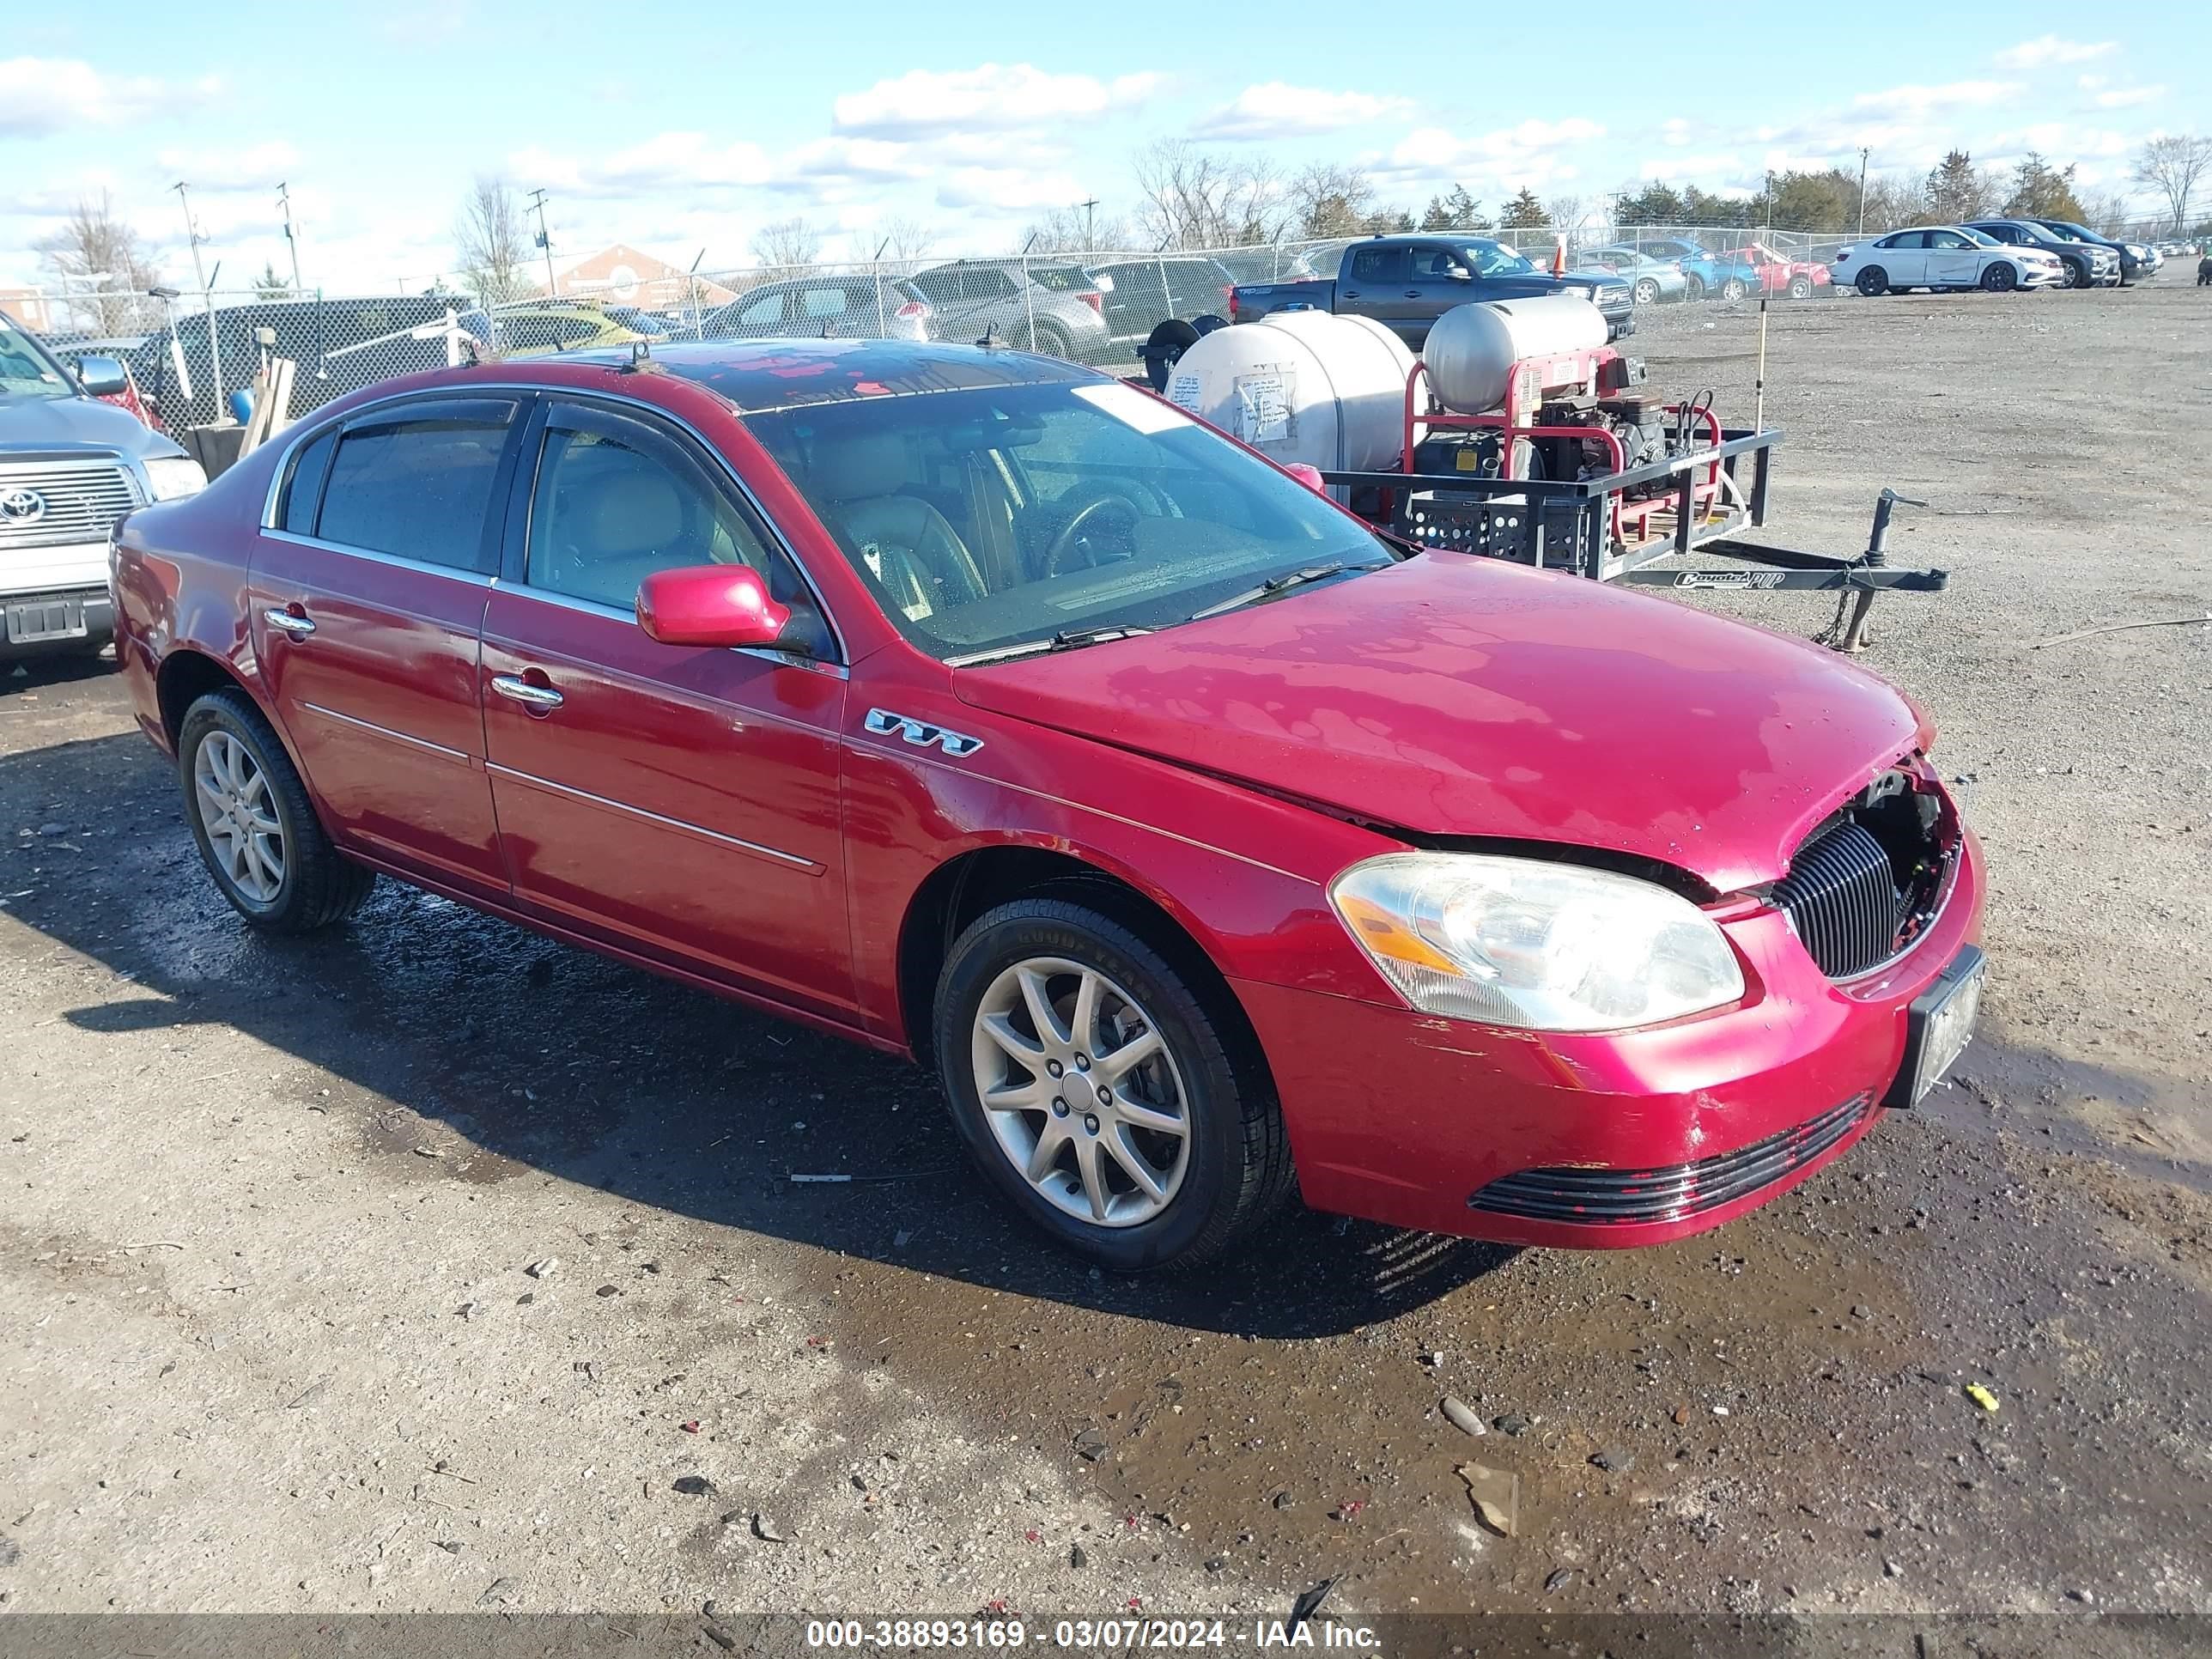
142 455 208 501
1328 853 1746 1032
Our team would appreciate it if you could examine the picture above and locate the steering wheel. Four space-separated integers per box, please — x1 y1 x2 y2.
1042 492 1144 577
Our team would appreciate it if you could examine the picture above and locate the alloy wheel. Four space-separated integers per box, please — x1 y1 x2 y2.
194 730 286 903
969 956 1190 1227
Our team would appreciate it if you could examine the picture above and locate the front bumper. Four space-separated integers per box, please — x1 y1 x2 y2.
1234 830 1984 1248
0 585 115 656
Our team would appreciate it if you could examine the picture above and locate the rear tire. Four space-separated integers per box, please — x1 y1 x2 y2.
1787 275 1814 300
1632 277 1661 305
1856 267 1888 296
934 896 1294 1271
178 688 374 933
1027 319 1073 360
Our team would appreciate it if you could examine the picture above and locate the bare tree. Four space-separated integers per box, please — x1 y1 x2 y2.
1861 173 1929 232
1018 206 1129 256
454 177 532 307
33 192 166 334
872 214 939 273
1132 141 1287 251
750 216 823 281
2132 134 2212 234
2077 190 2135 237
1546 194 1587 233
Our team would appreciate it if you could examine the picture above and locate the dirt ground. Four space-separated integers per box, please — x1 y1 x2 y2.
2 284 2209 1642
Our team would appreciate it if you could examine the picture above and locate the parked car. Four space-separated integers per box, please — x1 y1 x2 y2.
603 305 678 338
907 261 1111 362
486 304 649 357
1231 234 1636 346
2 313 204 659
701 276 933 342
1079 256 1237 348
108 337 1984 1268
2024 220 2161 285
1723 243 1832 300
1961 221 2118 289
1629 238 1761 301
1575 246 1689 305
1829 226 2066 295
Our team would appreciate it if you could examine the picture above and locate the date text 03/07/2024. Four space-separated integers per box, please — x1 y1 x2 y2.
802 1619 1382 1650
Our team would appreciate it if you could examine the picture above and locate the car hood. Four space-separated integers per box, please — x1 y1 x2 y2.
953 556 1924 893
0 393 181 461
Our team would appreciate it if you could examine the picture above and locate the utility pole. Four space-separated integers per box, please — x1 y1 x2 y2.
1079 196 1099 252
276 182 306 294
1857 148 1871 236
527 189 556 297
173 180 224 417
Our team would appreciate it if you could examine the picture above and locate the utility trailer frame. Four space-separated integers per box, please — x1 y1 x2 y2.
1320 428 1948 653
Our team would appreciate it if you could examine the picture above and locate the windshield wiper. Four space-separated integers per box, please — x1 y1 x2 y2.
947 625 1153 667
1187 562 1379 622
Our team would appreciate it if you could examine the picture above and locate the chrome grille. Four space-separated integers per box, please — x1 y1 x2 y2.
1773 820 1901 979
0 462 141 550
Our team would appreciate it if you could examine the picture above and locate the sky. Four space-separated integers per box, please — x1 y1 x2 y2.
3 1 2205 297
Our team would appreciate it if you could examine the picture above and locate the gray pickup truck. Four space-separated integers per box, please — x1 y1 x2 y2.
1230 234 1636 347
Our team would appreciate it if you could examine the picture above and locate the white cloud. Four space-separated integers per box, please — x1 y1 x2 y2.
1660 118 1693 149
1379 118 1605 192
154 141 301 191
831 64 1160 139
2092 85 2163 110
1850 81 2023 118
1996 36 2118 70
1192 83 1415 142
0 57 213 135
1640 151 1742 181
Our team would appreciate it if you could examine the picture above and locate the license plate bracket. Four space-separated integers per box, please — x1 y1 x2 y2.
1886 945 1984 1109
5 599 89 645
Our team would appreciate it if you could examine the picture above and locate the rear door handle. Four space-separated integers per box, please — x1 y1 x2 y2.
1403 289 1422 298
490 674 564 711
262 607 315 637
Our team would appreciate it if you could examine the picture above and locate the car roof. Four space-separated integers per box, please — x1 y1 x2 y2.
555 337 1100 413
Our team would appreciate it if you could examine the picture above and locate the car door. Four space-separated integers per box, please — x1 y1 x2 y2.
476 396 855 1020
250 394 521 896
1341 244 1413 342
1923 229 1979 287
1879 232 1929 286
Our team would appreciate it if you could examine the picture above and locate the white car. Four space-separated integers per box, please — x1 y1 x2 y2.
1830 226 2063 295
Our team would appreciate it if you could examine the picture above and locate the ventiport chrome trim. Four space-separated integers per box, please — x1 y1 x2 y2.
863 707 984 757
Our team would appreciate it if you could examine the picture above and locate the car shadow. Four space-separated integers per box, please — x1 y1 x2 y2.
3 650 116 696
3 726 1516 1338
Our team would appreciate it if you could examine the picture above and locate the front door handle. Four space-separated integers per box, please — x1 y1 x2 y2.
1404 289 1422 298
263 607 315 638
491 674 564 711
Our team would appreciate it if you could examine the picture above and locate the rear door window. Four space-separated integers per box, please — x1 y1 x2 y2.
1348 246 1407 285
315 398 518 572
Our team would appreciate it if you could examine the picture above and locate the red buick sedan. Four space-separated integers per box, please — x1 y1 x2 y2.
110 339 1984 1270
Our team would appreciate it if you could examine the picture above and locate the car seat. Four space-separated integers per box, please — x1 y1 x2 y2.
811 431 988 622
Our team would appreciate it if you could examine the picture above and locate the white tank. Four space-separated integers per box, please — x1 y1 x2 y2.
1424 295 1610 415
1164 309 1418 474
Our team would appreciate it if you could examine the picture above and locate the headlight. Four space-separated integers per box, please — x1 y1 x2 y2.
143 456 208 501
1328 853 1745 1031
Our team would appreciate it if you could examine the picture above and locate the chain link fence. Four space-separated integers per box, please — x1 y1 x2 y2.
17 219 2198 440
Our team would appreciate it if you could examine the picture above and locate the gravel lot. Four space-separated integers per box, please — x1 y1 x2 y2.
2 284 2208 1638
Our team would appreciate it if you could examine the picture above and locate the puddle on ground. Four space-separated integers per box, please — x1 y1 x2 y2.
1929 1034 2211 1194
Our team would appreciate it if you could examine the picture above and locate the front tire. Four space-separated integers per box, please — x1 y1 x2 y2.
1856 267 1888 296
1719 277 1748 301
2060 258 2085 289
1787 275 1814 300
1981 262 2017 292
1632 277 1660 305
178 688 374 933
1682 275 1706 301
934 897 1293 1270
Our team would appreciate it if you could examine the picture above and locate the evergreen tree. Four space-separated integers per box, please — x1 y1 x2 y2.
1499 188 1548 229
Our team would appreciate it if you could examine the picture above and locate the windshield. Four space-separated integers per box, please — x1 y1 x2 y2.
0 315 76 404
1458 240 1536 277
744 380 1391 661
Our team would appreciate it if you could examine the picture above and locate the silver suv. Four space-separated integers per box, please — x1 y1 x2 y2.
906 262 1111 362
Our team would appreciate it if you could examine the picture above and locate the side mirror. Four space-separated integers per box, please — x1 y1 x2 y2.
75 356 129 397
1446 267 1473 281
1284 462 1328 492
636 565 792 648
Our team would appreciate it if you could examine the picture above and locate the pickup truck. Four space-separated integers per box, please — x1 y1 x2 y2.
2 313 207 660
1228 234 1636 347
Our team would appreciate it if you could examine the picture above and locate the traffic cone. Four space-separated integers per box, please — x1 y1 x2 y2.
1553 234 1567 276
